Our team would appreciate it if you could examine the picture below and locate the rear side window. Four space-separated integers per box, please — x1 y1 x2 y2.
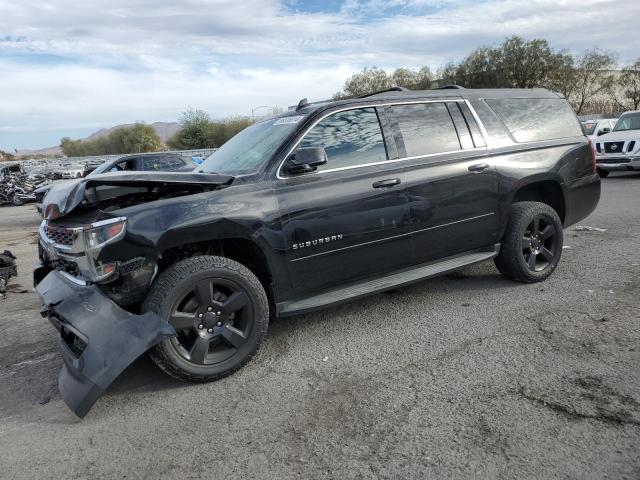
390 103 461 157
299 108 387 171
485 98 582 143
142 157 186 170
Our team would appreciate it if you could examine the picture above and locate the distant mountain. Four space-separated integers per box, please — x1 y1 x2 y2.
17 121 182 158
85 122 181 142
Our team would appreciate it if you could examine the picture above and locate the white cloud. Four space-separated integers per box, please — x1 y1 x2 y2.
0 0 639 149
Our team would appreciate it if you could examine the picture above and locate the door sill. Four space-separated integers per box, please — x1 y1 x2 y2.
278 244 500 316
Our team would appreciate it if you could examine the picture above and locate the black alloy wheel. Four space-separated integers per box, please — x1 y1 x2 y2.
168 277 253 366
521 216 558 272
494 201 564 283
144 256 269 382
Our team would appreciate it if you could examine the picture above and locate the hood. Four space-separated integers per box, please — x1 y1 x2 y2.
596 130 640 142
42 171 234 220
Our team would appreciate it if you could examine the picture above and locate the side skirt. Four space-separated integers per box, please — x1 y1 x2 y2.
277 244 500 316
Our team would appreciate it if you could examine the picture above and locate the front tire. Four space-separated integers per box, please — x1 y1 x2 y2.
597 168 610 178
144 256 269 382
495 201 563 283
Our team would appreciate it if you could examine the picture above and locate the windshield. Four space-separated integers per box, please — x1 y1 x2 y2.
199 116 305 175
581 122 597 135
88 161 113 177
613 113 640 132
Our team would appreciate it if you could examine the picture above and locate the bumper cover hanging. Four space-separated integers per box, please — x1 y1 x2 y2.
35 271 175 417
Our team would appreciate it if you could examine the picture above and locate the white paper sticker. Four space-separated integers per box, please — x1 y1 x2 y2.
273 115 305 125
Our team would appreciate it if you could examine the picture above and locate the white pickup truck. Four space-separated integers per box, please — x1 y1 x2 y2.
594 111 640 177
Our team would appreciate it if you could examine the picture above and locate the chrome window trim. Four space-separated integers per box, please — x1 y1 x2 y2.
276 98 490 179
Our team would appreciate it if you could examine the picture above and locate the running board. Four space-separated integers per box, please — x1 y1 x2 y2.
278 244 500 316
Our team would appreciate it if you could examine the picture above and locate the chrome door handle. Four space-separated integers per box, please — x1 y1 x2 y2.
468 163 490 172
372 178 401 189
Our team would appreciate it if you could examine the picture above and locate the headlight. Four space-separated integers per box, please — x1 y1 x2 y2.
84 218 126 250
83 218 127 282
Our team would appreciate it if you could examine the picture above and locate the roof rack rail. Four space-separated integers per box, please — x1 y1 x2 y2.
295 98 309 111
435 84 465 90
358 86 410 98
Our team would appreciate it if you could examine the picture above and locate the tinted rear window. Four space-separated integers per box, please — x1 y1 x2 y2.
391 103 461 157
485 98 582 143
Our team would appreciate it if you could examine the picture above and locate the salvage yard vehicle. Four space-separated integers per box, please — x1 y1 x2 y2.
594 110 640 177
0 164 45 206
34 87 601 417
61 163 87 179
34 153 198 214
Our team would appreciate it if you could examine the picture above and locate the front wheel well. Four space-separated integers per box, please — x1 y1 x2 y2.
510 181 565 224
159 238 273 305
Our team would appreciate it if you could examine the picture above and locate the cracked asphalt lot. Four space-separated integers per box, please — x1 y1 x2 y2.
1 173 639 479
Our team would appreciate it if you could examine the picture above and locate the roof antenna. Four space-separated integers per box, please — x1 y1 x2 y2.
296 98 309 111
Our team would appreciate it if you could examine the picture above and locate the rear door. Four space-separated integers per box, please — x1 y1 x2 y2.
275 107 412 297
385 100 500 264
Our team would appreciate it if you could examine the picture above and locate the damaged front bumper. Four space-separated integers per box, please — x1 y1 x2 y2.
35 270 175 418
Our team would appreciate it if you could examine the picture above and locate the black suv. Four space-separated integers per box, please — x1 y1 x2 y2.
35 87 600 416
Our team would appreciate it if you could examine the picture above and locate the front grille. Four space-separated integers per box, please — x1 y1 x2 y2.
597 158 631 164
596 143 602 153
604 142 624 154
628 141 636 152
45 226 74 246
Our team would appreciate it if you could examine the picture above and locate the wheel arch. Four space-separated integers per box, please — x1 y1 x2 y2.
509 178 566 224
157 235 281 312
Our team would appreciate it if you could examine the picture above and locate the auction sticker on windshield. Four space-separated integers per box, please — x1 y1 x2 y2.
274 115 305 125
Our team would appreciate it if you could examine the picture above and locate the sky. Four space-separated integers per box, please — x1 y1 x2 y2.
1 0 639 151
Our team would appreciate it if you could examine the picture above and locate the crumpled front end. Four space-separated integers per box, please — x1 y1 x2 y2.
36 270 175 417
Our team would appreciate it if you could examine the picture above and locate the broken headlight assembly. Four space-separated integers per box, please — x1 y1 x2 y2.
83 217 127 282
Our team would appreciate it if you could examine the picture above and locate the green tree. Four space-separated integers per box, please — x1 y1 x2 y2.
168 109 253 149
60 124 162 156
168 108 215 149
449 36 573 89
333 67 391 99
390 66 432 90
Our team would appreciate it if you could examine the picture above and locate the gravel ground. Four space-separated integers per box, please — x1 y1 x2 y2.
0 173 639 479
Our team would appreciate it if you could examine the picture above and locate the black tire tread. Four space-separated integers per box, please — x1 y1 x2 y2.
143 255 269 383
494 201 563 283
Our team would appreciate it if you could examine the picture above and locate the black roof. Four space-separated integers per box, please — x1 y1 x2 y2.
282 87 563 119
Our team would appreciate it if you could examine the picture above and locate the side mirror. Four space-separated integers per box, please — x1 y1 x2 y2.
598 128 610 136
285 147 328 174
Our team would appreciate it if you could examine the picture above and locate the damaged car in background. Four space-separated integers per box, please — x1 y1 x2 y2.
34 152 198 214
35 87 600 417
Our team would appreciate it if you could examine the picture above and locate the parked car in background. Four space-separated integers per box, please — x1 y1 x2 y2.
581 118 617 140
88 152 197 176
34 153 198 213
594 110 640 177
34 87 600 417
61 164 87 179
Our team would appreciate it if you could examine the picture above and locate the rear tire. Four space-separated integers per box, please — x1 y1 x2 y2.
597 168 610 178
495 201 563 283
144 255 269 383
